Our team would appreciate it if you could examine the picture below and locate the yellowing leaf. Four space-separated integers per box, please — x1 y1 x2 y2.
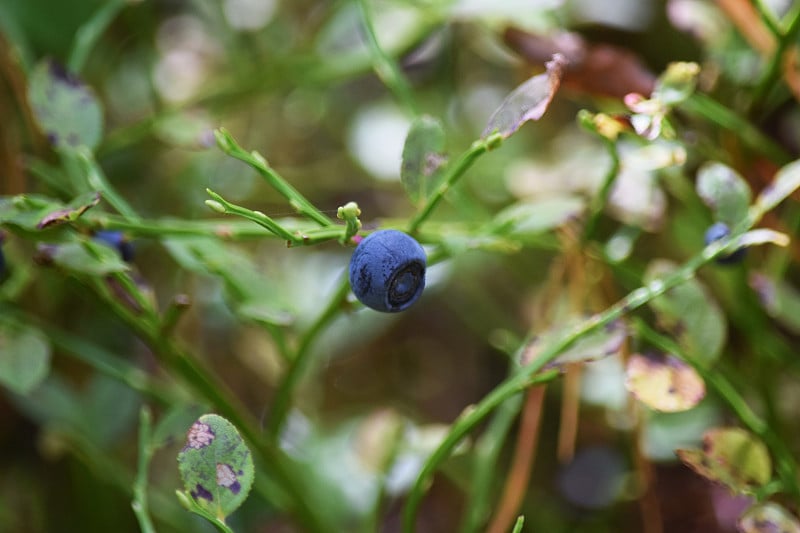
625 353 705 412
676 427 772 494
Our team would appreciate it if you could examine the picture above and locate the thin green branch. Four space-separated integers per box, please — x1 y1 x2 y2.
633 319 800 500
751 3 800 109
81 273 329 532
355 0 420 116
407 133 503 234
75 148 141 222
750 0 782 37
267 275 351 439
461 393 524 533
206 188 301 243
680 93 792 164
582 137 620 241
67 0 128 73
214 128 335 227
132 407 157 533
401 226 764 531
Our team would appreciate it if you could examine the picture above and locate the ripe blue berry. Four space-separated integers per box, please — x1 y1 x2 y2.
349 230 426 312
94 231 134 262
704 222 745 265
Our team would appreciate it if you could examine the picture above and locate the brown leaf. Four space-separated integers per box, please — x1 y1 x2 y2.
503 27 656 99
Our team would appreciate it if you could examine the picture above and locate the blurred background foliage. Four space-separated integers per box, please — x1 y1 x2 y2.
2 0 800 532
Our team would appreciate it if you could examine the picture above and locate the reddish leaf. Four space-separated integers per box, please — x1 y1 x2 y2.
503 27 656 99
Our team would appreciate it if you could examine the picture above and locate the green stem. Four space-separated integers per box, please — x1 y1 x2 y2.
680 93 792 164
67 0 128 73
461 392 524 533
267 275 351 439
751 2 800 108
206 188 301 243
80 213 291 239
1 305 178 405
355 0 420 116
214 128 335 227
633 319 800 501
402 229 761 531
751 0 782 37
82 275 328 532
582 138 620 241
407 134 501 234
132 407 157 533
74 148 141 221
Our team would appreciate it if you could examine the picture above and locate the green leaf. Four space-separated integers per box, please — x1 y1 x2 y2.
750 273 800 334
645 260 726 365
0 321 51 394
521 318 627 370
401 115 447 204
0 194 67 231
625 353 705 412
754 159 800 215
676 427 772 494
36 191 101 229
482 54 566 139
696 162 751 227
488 196 585 240
50 240 129 276
177 414 255 521
739 502 800 533
27 60 103 151
164 238 295 326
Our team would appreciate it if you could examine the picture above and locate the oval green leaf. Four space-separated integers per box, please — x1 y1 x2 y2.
676 427 772 494
521 318 627 369
27 60 103 151
0 321 51 395
488 195 585 240
645 259 726 365
401 115 447 204
177 414 255 521
50 240 129 276
750 273 800 335
696 162 751 227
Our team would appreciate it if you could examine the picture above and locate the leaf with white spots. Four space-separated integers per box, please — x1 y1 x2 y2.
177 414 254 521
625 353 705 412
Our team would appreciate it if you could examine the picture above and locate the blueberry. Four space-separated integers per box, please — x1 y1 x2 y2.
94 230 135 262
704 222 745 265
349 230 426 312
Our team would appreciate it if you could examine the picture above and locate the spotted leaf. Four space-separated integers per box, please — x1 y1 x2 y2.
27 60 103 151
177 414 254 521
676 427 772 494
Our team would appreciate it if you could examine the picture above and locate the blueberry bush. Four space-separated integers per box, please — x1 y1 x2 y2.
2 1 800 532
